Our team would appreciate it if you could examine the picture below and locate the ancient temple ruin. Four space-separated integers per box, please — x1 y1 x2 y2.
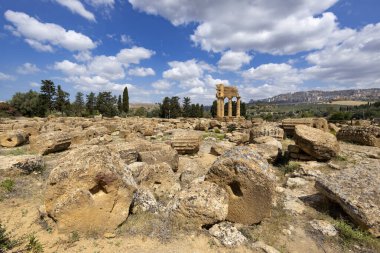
216 84 241 119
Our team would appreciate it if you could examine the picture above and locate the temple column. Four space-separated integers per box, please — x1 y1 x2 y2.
236 97 241 117
216 98 220 118
221 98 224 117
228 98 232 117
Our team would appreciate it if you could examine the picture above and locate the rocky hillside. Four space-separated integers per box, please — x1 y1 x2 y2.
250 88 380 104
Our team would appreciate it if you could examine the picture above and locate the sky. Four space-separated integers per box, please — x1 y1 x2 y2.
0 0 379 104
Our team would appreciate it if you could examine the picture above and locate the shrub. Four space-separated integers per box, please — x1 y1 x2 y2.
1 179 15 192
26 234 44 253
0 223 18 251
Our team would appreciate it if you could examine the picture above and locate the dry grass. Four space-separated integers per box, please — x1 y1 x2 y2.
329 100 369 106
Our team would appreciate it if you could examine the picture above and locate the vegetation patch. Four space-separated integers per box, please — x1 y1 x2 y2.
0 223 18 252
1 179 15 192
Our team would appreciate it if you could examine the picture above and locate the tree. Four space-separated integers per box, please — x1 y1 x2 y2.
190 104 197 117
182 97 191 117
96 92 118 117
199 105 204 118
39 80 56 115
240 102 247 117
159 97 171 118
122 86 129 113
86 92 97 115
10 90 40 117
170 96 181 118
55 85 70 115
117 95 122 113
72 92 85 116
210 100 217 118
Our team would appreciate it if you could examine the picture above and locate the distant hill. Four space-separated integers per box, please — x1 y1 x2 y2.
250 88 380 104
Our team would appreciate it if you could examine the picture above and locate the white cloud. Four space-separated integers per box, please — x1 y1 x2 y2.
120 34 133 45
4 10 96 52
117 46 155 65
129 0 354 55
0 72 14 81
88 55 125 80
86 0 114 8
74 50 93 62
55 0 96 22
152 80 171 90
17 63 40 74
128 67 155 77
218 51 251 71
54 60 87 76
303 23 380 88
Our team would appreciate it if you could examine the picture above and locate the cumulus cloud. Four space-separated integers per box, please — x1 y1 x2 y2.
0 72 14 81
86 0 114 8
152 80 171 90
4 10 97 52
55 0 95 21
54 46 156 98
117 46 155 65
218 51 251 71
17 63 40 74
128 67 155 77
129 0 352 55
303 23 380 88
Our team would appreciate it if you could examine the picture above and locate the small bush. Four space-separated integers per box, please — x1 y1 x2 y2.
281 162 301 174
26 234 44 253
0 223 18 251
334 155 347 161
1 179 15 192
68 231 80 244
227 124 237 133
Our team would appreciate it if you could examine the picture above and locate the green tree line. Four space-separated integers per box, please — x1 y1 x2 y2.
1 80 130 117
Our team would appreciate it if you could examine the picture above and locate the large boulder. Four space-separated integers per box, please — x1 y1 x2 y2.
44 145 136 233
316 165 380 237
168 181 228 228
30 131 71 155
128 162 180 202
210 141 235 156
135 142 179 171
227 131 249 144
337 126 380 147
205 146 276 224
0 130 28 147
171 130 202 155
209 222 247 247
294 125 339 161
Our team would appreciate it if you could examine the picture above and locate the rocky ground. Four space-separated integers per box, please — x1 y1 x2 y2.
0 117 379 253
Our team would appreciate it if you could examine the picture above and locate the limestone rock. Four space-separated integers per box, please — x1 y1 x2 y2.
136 143 179 171
178 157 208 187
169 181 228 228
131 188 160 214
337 126 380 147
131 162 180 202
210 141 235 156
30 131 71 155
282 118 328 136
309 220 337 237
44 145 136 233
0 130 28 147
251 136 282 163
252 241 280 253
194 119 210 131
107 142 139 165
294 125 339 161
205 146 276 224
227 131 249 144
171 130 202 155
315 165 380 237
209 222 247 247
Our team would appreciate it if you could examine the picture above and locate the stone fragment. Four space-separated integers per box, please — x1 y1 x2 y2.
227 131 249 144
210 141 235 156
252 241 281 253
131 188 160 214
0 130 28 147
250 124 284 141
136 142 179 171
169 181 228 229
0 155 44 175
30 131 71 155
337 126 380 147
205 146 275 224
294 125 339 161
171 130 202 155
309 220 337 237
316 165 380 237
209 222 247 247
44 145 136 233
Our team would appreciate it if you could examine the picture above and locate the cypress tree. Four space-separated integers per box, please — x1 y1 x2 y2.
122 86 129 113
117 95 122 113
210 100 217 118
182 97 191 117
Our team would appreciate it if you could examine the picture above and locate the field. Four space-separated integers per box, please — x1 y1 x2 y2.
329 100 369 106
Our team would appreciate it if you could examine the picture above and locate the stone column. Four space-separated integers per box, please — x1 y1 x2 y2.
216 98 221 118
236 97 241 117
228 98 232 117
221 98 224 117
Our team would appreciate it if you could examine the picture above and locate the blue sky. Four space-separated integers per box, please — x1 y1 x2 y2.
0 0 379 104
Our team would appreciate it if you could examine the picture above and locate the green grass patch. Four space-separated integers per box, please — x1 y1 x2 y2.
334 219 380 251
26 234 44 253
202 132 225 141
334 155 347 162
1 179 15 192
0 223 18 252
280 161 301 175
4 148 27 156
